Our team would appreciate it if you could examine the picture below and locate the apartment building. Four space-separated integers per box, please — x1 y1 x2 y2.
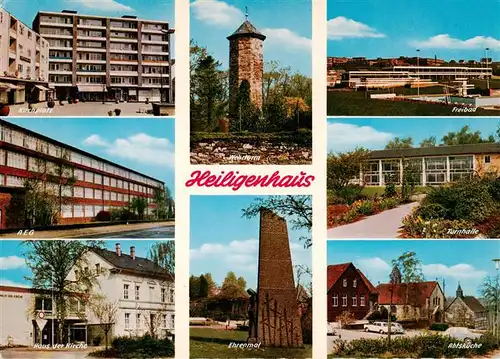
0 243 175 346
359 143 500 186
0 9 50 105
0 119 165 229
32 10 174 103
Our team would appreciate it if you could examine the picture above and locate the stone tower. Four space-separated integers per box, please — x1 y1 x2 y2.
227 16 266 120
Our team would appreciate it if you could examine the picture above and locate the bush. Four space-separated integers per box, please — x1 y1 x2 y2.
337 185 365 205
95 210 111 222
92 335 102 346
384 182 397 198
110 335 174 359
401 213 476 238
355 200 374 216
416 203 449 220
379 198 399 211
430 323 449 331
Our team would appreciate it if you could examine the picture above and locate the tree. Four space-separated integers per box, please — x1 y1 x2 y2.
189 275 201 299
327 148 371 192
420 136 437 148
385 137 413 149
130 197 148 220
23 240 103 343
441 125 495 145
89 295 118 349
148 241 175 275
218 272 247 300
199 275 209 298
203 273 217 297
338 311 355 328
391 251 424 283
241 195 312 248
480 274 500 333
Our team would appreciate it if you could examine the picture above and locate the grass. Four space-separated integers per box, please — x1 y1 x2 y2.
189 328 312 358
327 91 499 116
361 186 430 198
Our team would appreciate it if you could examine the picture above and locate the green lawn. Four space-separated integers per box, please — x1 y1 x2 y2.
327 91 499 116
190 328 312 358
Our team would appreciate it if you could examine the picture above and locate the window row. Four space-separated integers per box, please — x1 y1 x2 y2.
332 294 366 307
124 312 174 330
123 283 174 303
71 186 153 202
61 204 154 218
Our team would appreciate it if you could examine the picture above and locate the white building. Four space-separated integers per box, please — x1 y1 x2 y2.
0 243 175 346
32 10 174 103
0 9 50 105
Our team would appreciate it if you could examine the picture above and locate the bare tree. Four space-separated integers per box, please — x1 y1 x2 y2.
89 294 119 349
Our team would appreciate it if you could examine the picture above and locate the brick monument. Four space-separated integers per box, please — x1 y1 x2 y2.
227 13 266 121
251 208 303 347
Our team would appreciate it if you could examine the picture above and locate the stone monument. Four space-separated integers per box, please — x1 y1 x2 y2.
253 208 303 347
227 9 266 121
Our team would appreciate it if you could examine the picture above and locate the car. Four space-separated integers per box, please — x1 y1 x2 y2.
444 327 482 341
364 321 404 334
327 323 341 338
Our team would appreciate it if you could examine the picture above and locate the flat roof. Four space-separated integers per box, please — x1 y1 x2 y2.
368 143 500 159
36 10 171 25
0 8 46 41
0 119 164 185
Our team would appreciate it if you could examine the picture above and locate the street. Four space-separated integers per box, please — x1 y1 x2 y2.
75 224 175 238
0 348 94 359
8 102 174 117
326 328 422 355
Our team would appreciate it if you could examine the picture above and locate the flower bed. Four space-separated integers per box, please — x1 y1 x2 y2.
327 198 401 228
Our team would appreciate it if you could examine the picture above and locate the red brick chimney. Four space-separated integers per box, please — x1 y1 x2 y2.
115 243 121 256
130 246 135 260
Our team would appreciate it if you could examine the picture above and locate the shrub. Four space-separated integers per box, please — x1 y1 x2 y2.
379 198 399 211
327 189 345 205
92 335 102 346
416 203 449 220
95 210 111 222
384 182 397 198
401 213 476 238
339 208 358 224
355 200 374 216
337 185 365 205
111 335 174 359
430 323 449 331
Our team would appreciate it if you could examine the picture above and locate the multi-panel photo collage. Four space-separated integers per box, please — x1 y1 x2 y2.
0 0 498 358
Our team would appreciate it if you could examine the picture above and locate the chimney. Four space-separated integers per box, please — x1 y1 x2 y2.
130 246 136 260
115 243 121 256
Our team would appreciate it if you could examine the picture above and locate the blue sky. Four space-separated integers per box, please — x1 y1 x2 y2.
5 118 175 194
3 0 173 25
327 117 500 153
0 240 172 287
190 0 312 76
327 240 500 298
327 0 500 61
190 195 312 290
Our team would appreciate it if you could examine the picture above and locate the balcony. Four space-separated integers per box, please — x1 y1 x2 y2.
77 23 106 30
9 28 17 39
40 20 73 28
41 33 73 39
78 35 106 42
142 72 168 77
76 70 106 76
142 59 169 66
77 47 106 53
110 58 138 65
110 37 138 43
77 59 106 64
110 25 137 32
49 56 73 63
110 71 139 77
141 50 169 56
110 48 138 54
8 49 16 59
141 27 166 34
50 46 73 51
49 69 73 75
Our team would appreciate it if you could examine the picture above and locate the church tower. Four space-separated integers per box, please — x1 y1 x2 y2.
227 10 266 120
456 283 463 298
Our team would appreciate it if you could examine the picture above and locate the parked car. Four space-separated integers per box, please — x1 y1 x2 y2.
327 323 341 338
364 321 404 334
444 327 482 341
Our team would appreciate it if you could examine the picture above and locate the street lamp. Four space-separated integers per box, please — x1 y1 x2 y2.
486 47 490 91
493 258 500 345
416 49 420 96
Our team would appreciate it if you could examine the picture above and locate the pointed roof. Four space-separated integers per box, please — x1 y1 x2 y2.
227 20 266 41
327 262 377 293
376 281 440 306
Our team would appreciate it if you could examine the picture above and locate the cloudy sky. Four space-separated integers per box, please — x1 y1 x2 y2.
327 240 500 297
327 0 500 61
0 240 171 287
327 117 500 153
190 0 312 76
190 195 312 290
6 118 175 194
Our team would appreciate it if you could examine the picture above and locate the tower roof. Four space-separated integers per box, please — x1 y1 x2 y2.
227 20 266 41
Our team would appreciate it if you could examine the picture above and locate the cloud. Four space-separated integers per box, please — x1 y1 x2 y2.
68 0 134 12
261 28 312 52
356 257 391 272
328 16 385 40
191 239 310 279
83 133 175 168
423 263 487 280
0 278 28 287
191 0 243 27
0 256 25 270
327 122 394 152
410 34 500 50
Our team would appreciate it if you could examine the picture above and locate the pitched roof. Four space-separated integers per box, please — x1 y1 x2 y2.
227 20 266 41
376 281 439 306
327 262 377 293
368 143 500 160
462 296 487 313
92 248 173 281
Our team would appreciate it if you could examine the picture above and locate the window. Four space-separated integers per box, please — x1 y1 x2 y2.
149 286 154 301
342 279 347 287
382 159 401 184
73 205 83 217
342 294 347 307
84 171 93 182
352 295 357 307
485 156 491 164
425 157 447 185
332 294 338 307
360 295 366 307
124 284 129 299
94 173 102 184
135 285 140 300
450 156 473 182
353 279 357 288
170 314 175 329
136 314 141 329
35 297 53 312
84 188 94 199
74 187 84 198
125 313 130 329
74 169 84 181
169 289 174 303
162 314 167 328
161 288 166 303
363 160 380 185
95 189 102 199
61 205 73 218
7 152 27 169
95 263 100 274
85 205 94 217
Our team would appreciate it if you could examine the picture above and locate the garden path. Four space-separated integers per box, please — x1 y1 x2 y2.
327 202 419 238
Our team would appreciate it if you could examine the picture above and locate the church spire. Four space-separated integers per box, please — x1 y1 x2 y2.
245 6 248 21
456 282 463 298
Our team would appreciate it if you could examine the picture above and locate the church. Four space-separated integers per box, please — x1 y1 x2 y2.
445 283 488 329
